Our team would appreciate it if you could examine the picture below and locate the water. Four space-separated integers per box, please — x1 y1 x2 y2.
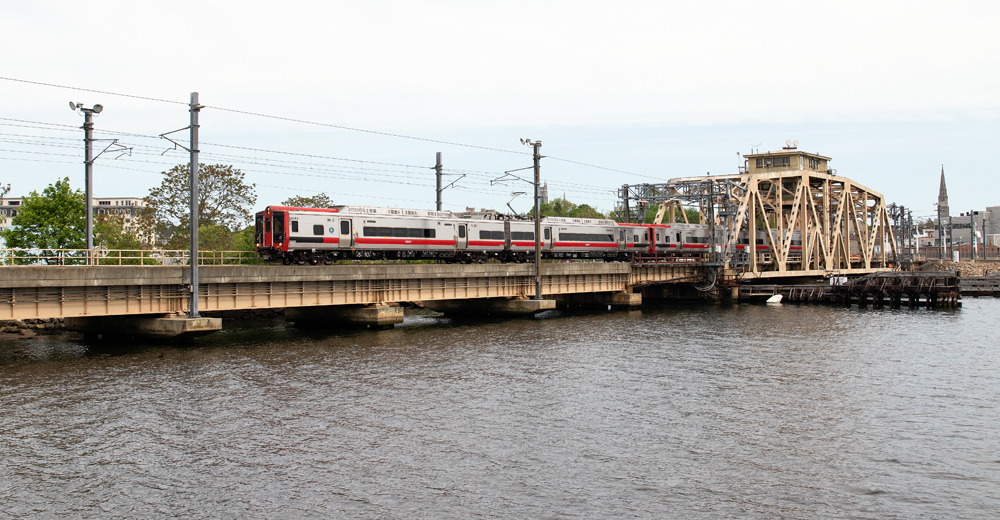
2 299 999 519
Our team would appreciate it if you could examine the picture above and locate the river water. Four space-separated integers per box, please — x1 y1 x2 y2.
1 298 999 519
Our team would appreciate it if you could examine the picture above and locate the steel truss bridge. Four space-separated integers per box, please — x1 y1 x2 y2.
617 169 898 280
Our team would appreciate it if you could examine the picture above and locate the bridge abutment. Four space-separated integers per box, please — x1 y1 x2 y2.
63 314 221 340
421 297 556 316
286 304 405 329
554 291 641 309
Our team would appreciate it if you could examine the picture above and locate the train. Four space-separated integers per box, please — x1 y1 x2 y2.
254 204 803 265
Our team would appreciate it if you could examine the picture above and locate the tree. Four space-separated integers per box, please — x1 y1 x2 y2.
282 193 334 208
142 164 256 249
532 198 608 219
94 213 142 250
0 177 85 251
568 204 607 219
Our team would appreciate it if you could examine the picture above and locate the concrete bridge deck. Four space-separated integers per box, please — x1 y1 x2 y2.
1 262 704 320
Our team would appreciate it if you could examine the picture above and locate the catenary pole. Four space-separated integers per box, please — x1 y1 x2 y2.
189 92 201 318
533 141 542 300
83 109 94 263
435 152 442 211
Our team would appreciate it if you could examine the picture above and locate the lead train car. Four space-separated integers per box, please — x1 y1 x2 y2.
255 205 637 264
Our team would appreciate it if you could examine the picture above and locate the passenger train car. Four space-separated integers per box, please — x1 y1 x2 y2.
254 204 816 265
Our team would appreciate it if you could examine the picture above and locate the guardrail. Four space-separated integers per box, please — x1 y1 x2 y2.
0 248 261 266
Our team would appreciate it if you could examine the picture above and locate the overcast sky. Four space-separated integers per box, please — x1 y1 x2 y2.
2 1 998 221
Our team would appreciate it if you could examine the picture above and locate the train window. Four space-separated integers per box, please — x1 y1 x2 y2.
313 225 324 235
364 226 436 238
255 214 264 244
511 231 535 241
479 230 504 240
544 229 551 240
291 221 299 233
634 235 639 243
459 225 466 239
559 233 614 242
341 221 350 235
676 233 681 242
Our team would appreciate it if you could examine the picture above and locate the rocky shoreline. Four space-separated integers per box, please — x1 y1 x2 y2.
1 318 66 339
918 260 1000 277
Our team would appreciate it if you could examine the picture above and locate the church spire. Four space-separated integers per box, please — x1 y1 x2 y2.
938 165 949 218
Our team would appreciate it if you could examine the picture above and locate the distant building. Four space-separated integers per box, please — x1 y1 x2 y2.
1 195 147 238
950 207 1000 248
540 182 549 204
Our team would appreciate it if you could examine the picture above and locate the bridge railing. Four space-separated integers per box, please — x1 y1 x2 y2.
0 248 262 266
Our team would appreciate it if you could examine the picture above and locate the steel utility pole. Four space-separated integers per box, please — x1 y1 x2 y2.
435 152 443 211
983 216 988 261
69 102 104 263
531 140 542 300
937 204 943 260
189 92 201 318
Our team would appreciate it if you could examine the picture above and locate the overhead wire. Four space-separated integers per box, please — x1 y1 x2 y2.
1 77 655 181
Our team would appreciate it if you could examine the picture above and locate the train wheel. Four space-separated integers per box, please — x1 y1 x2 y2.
282 256 292 265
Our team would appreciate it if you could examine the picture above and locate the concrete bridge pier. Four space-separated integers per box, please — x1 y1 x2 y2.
63 314 222 340
554 291 641 309
285 304 405 329
421 297 556 317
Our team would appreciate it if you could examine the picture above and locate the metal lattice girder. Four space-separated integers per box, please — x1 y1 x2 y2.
617 170 898 277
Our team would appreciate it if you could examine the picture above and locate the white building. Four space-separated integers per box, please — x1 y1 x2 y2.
1 196 146 237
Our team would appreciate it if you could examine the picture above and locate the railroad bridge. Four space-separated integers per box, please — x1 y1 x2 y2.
2 147 903 338
0 262 704 337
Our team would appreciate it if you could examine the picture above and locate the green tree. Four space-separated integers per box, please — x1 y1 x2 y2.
0 178 85 251
282 193 334 208
532 198 607 219
94 213 142 250
567 204 607 219
142 164 256 249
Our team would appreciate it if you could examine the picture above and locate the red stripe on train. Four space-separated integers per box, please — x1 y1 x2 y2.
355 238 458 246
553 242 618 248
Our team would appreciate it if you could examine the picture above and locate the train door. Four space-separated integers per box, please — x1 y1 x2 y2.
338 218 353 248
254 212 264 248
543 227 553 250
261 210 272 248
272 211 286 247
457 224 468 249
618 229 627 251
